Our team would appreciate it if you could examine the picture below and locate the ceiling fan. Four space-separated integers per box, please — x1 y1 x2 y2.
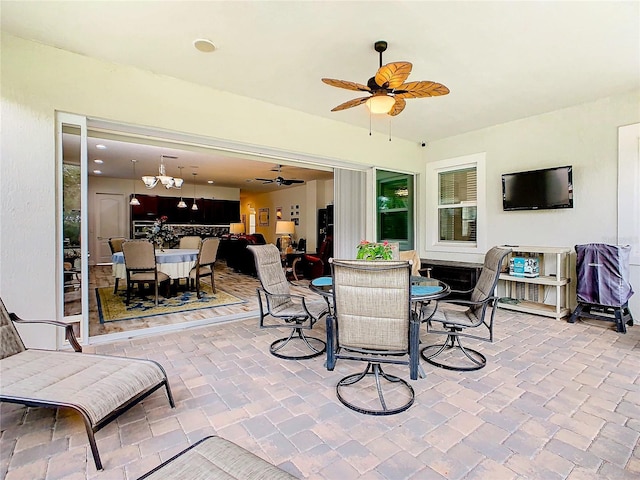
256 165 304 186
321 40 449 116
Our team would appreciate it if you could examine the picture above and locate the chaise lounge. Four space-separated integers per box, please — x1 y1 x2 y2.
0 298 175 470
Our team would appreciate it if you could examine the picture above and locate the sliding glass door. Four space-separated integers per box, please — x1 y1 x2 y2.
376 169 415 251
57 113 88 345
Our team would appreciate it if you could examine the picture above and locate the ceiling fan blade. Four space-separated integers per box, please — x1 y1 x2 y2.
388 97 406 116
394 81 450 98
375 62 412 89
322 78 371 92
255 178 275 183
283 179 304 185
330 96 370 112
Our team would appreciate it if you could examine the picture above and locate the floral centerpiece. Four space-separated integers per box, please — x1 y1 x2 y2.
356 240 393 260
145 216 178 250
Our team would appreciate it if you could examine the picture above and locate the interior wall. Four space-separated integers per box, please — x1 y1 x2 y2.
247 180 334 249
0 33 416 337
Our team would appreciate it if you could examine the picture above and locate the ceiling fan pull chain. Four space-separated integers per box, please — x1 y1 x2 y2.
388 117 392 142
369 109 372 136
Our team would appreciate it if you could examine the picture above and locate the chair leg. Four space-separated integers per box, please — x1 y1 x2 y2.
113 278 119 294
421 331 486 371
336 362 415 416
269 326 326 360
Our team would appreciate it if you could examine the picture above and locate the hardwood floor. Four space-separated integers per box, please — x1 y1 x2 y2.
88 260 314 337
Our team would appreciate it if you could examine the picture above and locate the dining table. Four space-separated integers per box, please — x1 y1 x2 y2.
309 275 451 318
112 248 199 282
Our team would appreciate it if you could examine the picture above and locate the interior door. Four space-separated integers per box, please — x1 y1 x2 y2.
95 193 126 264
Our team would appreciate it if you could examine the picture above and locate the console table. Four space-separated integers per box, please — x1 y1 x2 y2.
421 259 483 299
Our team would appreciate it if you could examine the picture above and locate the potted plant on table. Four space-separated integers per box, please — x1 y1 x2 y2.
146 216 178 251
356 240 393 261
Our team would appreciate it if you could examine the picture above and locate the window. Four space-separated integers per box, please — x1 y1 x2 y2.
426 153 485 254
438 167 477 242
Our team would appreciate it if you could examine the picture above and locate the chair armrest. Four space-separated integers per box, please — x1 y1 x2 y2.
418 267 432 277
449 287 475 296
9 313 82 352
439 295 495 309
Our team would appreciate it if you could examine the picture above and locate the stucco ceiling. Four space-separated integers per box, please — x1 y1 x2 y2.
3 1 639 190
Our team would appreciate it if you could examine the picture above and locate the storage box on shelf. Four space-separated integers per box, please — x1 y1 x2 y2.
498 246 572 319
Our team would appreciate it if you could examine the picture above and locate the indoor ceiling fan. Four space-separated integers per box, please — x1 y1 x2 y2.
255 165 304 186
321 40 449 116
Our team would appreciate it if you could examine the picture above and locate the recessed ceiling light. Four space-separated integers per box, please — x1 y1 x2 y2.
93 170 102 175
96 144 107 150
94 159 104 164
207 180 214 184
193 39 216 53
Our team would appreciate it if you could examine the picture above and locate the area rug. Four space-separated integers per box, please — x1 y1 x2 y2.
96 284 246 323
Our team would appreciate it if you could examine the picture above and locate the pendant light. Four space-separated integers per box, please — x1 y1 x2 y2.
191 172 198 211
177 166 187 208
129 159 141 206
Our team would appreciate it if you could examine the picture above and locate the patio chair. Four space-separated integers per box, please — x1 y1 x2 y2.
189 237 220 298
399 249 422 276
327 259 419 415
122 240 171 306
421 246 511 371
248 244 327 360
0 297 175 471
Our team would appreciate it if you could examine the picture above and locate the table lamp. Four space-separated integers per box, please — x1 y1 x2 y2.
275 220 295 253
229 222 245 235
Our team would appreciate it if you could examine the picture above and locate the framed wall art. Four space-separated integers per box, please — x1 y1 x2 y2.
258 208 270 226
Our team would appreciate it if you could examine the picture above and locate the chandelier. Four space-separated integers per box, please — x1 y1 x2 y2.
142 155 184 189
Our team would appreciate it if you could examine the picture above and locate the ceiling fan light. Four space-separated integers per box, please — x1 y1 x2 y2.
366 95 395 114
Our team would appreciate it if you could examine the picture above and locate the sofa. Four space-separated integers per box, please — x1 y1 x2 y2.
223 234 267 276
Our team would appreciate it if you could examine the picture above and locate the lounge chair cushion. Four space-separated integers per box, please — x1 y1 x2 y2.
1 349 167 425
137 435 297 480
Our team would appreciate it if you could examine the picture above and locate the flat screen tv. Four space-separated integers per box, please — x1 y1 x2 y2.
502 166 573 211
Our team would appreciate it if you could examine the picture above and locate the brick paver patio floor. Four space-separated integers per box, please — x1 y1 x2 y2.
1 309 639 479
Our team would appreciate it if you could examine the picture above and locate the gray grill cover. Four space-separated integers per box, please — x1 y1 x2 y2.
575 243 634 307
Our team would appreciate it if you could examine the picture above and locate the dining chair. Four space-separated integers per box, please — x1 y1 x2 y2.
189 238 220 298
421 246 511 371
109 237 126 293
247 244 328 360
122 240 171 306
327 259 419 415
179 235 202 249
108 237 125 254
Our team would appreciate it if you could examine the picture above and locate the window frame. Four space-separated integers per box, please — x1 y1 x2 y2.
426 152 486 255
